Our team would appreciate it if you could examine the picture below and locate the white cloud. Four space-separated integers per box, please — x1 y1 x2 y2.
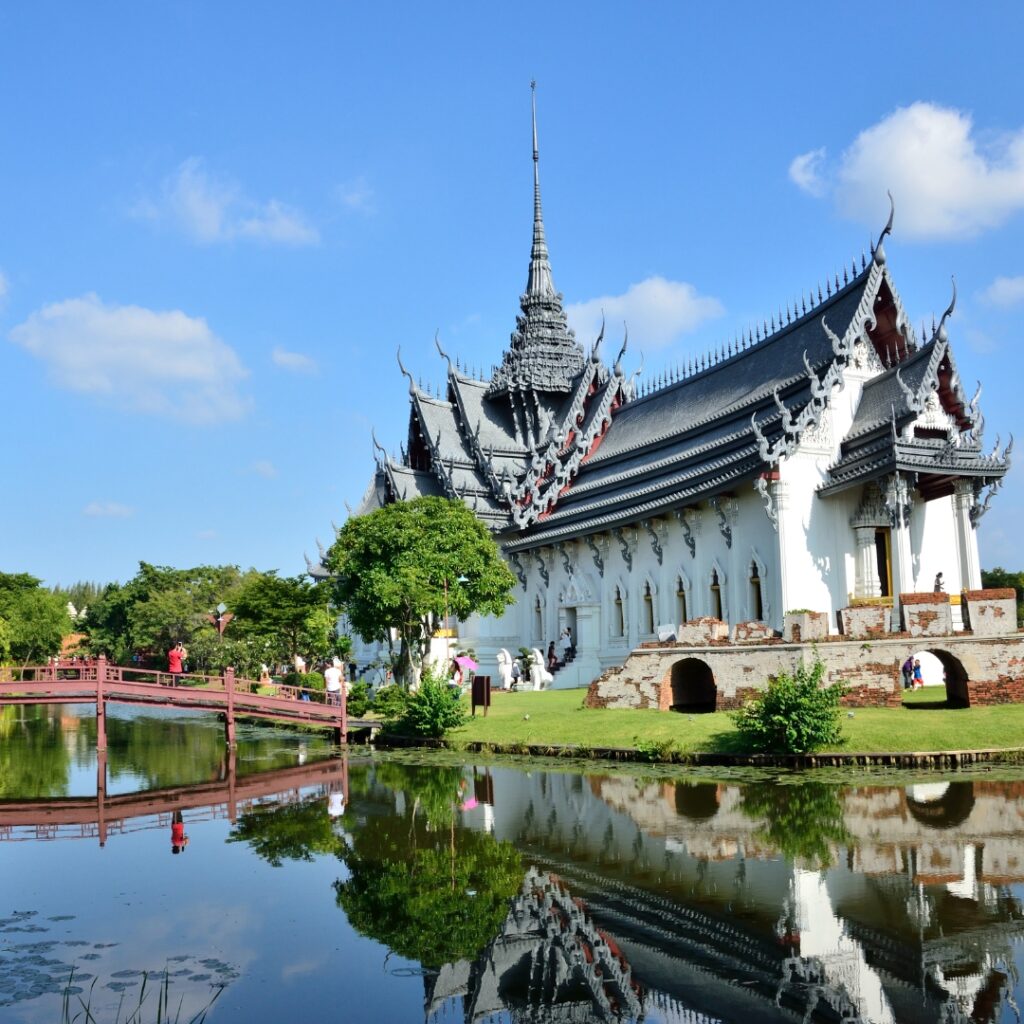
566 276 723 351
789 147 827 197
0 269 8 305
271 345 318 373
251 459 278 478
83 501 134 518
9 293 251 424
981 274 1024 308
335 176 374 214
135 158 319 246
792 103 1024 240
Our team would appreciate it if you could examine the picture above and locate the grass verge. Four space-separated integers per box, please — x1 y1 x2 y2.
448 688 1024 756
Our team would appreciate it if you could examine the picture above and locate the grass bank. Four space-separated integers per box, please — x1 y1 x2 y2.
446 688 1024 758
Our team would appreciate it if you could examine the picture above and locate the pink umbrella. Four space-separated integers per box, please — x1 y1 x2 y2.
455 655 478 672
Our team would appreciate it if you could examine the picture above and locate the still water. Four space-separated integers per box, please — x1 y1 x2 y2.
2 704 1023 1024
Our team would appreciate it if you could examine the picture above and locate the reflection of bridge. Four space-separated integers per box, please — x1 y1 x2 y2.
0 752 350 847
0 657 373 747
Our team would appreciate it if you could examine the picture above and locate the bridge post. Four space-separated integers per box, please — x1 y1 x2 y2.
96 655 107 752
224 666 236 747
96 749 107 847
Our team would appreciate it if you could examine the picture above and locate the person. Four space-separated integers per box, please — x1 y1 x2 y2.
167 641 187 678
559 629 572 663
566 626 575 658
293 653 307 674
913 658 924 689
171 810 189 854
510 658 522 690
934 571 945 593
901 655 914 690
547 641 558 672
324 659 343 706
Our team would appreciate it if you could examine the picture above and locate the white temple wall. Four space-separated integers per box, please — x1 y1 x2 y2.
910 494 962 594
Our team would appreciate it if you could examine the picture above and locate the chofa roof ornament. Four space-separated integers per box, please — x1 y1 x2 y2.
396 347 415 395
936 277 957 343
873 190 895 266
614 323 629 376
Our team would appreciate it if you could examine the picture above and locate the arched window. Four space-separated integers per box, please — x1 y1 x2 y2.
642 581 655 634
533 596 543 641
676 576 688 625
613 586 625 638
749 560 764 621
710 569 722 621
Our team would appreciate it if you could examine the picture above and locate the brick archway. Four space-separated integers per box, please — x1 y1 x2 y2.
927 648 971 708
667 657 717 713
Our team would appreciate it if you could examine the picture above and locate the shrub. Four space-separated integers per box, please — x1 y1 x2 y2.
373 684 410 722
346 680 371 718
394 667 467 738
731 659 846 754
284 670 325 701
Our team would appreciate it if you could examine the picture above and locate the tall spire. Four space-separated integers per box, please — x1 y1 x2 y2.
487 83 584 400
526 80 555 298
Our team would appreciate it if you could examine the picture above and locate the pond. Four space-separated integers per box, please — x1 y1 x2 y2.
2 704 1024 1023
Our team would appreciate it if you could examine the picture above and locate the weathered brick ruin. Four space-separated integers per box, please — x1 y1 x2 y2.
586 589 1024 711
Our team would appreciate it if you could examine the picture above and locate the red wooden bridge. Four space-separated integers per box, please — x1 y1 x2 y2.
0 657 372 748
0 750 352 847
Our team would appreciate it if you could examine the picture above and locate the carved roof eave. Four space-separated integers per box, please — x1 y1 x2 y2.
817 437 1009 498
507 367 626 529
501 461 763 552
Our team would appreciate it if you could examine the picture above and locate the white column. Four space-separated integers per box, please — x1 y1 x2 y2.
887 475 915 615
953 480 981 590
773 480 791 625
853 526 881 598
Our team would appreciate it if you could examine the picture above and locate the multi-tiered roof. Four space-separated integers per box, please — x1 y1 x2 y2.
318 98 1009 576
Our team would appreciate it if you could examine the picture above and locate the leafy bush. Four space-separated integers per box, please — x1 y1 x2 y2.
393 667 467 738
346 680 371 717
732 659 846 754
284 670 325 701
373 684 410 722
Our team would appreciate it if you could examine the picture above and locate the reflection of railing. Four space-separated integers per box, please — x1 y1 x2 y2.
0 657 371 748
0 752 351 847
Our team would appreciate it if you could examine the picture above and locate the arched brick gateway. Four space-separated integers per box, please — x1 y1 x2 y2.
928 648 971 708
668 657 717 713
905 781 975 829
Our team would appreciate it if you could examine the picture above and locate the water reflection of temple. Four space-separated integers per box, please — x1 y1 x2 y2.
426 867 643 1023
445 769 1024 1023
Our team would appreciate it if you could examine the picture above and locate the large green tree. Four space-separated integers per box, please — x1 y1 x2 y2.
324 497 516 684
0 572 71 666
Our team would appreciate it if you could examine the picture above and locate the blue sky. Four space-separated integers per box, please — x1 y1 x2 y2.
2 2 1023 586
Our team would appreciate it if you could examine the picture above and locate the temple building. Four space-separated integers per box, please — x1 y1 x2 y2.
324 91 1011 686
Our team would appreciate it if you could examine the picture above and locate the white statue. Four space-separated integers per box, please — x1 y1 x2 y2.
496 648 514 690
529 648 553 691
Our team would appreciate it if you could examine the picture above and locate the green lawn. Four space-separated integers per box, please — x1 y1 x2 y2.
450 688 1024 755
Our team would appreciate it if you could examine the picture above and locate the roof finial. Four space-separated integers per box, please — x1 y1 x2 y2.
936 276 956 342
396 347 415 394
873 190 895 265
591 310 605 363
525 80 555 299
434 330 454 375
614 323 629 375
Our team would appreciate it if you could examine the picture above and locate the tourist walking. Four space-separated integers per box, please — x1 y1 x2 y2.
901 655 914 690
559 629 572 663
510 658 522 689
913 659 924 689
324 659 343 706
547 641 558 672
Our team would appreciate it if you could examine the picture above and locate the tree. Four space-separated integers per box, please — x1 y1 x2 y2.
325 497 516 685
0 572 71 666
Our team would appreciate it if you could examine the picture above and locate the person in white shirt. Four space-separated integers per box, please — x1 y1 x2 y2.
324 661 343 705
